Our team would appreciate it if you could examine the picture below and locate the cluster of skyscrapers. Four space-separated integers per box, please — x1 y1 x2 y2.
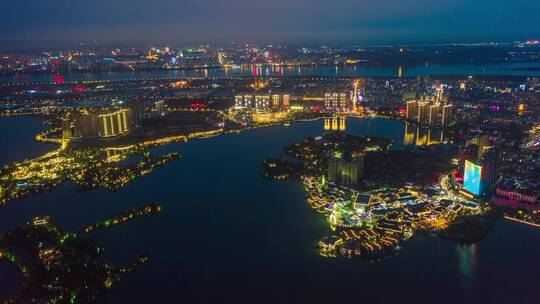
234 94 290 110
405 89 453 126
60 99 157 140
324 93 350 112
234 80 363 114
62 107 134 139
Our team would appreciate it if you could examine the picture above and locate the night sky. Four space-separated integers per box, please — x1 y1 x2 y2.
1 0 539 48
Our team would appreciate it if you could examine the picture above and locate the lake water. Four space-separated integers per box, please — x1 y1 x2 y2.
0 116 539 303
0 117 56 166
2 62 540 84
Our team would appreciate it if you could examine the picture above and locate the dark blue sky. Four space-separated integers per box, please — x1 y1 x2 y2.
1 0 539 47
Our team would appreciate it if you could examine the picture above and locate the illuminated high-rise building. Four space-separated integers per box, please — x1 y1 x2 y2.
420 95 437 105
255 95 271 109
352 80 361 112
327 155 342 182
460 134 500 196
406 100 418 121
480 150 500 191
131 99 146 125
406 91 451 126
441 104 453 126
467 135 491 161
97 108 130 137
417 101 430 124
440 95 449 106
272 95 280 108
65 107 133 139
459 135 490 176
235 94 290 110
458 145 478 174
435 88 443 104
324 92 349 112
61 118 75 140
403 90 416 101
464 160 483 196
428 104 440 125
282 95 290 108
327 154 364 187
341 156 364 186
234 95 254 108
244 95 254 108
234 96 244 108
463 149 500 197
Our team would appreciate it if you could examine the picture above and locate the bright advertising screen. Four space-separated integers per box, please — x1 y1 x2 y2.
464 160 482 196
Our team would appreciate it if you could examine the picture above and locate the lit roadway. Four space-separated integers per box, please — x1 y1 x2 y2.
438 173 477 205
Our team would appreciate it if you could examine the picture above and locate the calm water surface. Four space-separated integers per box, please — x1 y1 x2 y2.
0 117 539 303
0 117 55 166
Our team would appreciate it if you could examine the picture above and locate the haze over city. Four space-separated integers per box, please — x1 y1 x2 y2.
2 0 540 50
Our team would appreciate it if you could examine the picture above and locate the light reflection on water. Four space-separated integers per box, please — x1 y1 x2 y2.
404 122 446 147
457 243 478 294
2 62 540 84
323 118 447 148
1 116 540 303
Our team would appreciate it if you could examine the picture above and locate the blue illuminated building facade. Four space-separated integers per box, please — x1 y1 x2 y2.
464 160 483 196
